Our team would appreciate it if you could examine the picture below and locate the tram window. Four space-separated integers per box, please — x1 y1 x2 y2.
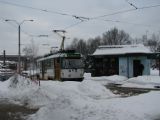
44 59 53 69
62 59 83 69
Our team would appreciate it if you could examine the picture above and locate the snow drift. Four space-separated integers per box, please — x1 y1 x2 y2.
0 74 160 120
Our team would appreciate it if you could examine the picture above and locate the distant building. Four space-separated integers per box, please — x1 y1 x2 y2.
91 44 152 78
0 55 28 70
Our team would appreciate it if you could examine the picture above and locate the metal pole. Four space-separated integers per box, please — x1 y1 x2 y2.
18 25 21 74
3 50 6 67
5 19 33 74
60 36 65 51
159 59 160 76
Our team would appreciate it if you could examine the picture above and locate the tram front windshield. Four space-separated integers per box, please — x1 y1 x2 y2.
62 58 83 69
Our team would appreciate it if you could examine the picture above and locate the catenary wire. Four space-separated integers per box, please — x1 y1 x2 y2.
92 4 160 19
1 1 160 36
0 0 90 21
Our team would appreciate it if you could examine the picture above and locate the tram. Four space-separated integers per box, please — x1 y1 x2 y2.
36 50 84 81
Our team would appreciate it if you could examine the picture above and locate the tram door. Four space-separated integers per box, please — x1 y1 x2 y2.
54 58 61 80
41 61 45 79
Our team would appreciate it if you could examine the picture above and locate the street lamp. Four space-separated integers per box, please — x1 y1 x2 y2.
5 19 34 74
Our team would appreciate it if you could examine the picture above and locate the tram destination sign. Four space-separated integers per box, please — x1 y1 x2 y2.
66 53 81 58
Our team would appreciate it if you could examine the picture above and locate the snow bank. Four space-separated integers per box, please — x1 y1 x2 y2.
0 75 160 120
0 74 115 107
151 69 159 76
84 73 128 85
8 74 36 89
122 76 160 88
0 79 10 92
29 90 160 120
84 72 160 89
99 91 160 120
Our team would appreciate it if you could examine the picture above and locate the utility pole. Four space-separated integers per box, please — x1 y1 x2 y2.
18 25 20 73
3 50 6 67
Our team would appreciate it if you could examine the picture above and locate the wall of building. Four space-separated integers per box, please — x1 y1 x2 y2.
119 57 128 77
141 57 150 75
119 56 150 78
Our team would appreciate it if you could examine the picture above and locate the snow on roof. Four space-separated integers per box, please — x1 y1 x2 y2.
93 44 152 56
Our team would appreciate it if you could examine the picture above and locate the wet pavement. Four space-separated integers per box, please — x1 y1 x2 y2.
0 99 38 120
105 83 150 97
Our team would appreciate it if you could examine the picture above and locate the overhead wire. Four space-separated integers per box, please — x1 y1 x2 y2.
1 0 160 34
0 0 90 33
138 4 160 10
0 0 160 20
125 0 138 9
103 19 153 27
0 0 72 17
0 0 90 21
63 20 88 30
91 3 160 19
91 8 136 19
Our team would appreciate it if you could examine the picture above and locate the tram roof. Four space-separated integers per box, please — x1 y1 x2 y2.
37 51 82 62
37 53 65 62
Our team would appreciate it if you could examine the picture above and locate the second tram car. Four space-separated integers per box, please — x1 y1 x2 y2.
36 50 84 81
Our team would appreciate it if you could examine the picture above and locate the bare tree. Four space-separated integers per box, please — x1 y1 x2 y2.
67 27 131 56
146 34 160 52
102 27 131 45
68 38 79 50
23 39 39 74
87 36 101 54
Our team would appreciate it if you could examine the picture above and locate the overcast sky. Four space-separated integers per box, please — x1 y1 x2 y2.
0 0 160 55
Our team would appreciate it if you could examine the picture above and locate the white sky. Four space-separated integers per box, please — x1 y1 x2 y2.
0 0 160 55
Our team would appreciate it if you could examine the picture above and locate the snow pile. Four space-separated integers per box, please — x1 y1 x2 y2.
84 73 128 85
0 75 160 120
8 74 36 89
29 88 160 120
0 79 10 91
6 75 57 107
78 80 115 99
104 75 128 83
151 69 159 76
122 76 160 88
84 72 160 89
0 75 115 107
103 91 160 120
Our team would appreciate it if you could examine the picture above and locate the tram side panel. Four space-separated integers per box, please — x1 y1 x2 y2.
61 69 84 81
38 59 53 80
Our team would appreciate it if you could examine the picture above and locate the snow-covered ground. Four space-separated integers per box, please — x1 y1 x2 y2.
85 69 160 89
0 71 160 120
